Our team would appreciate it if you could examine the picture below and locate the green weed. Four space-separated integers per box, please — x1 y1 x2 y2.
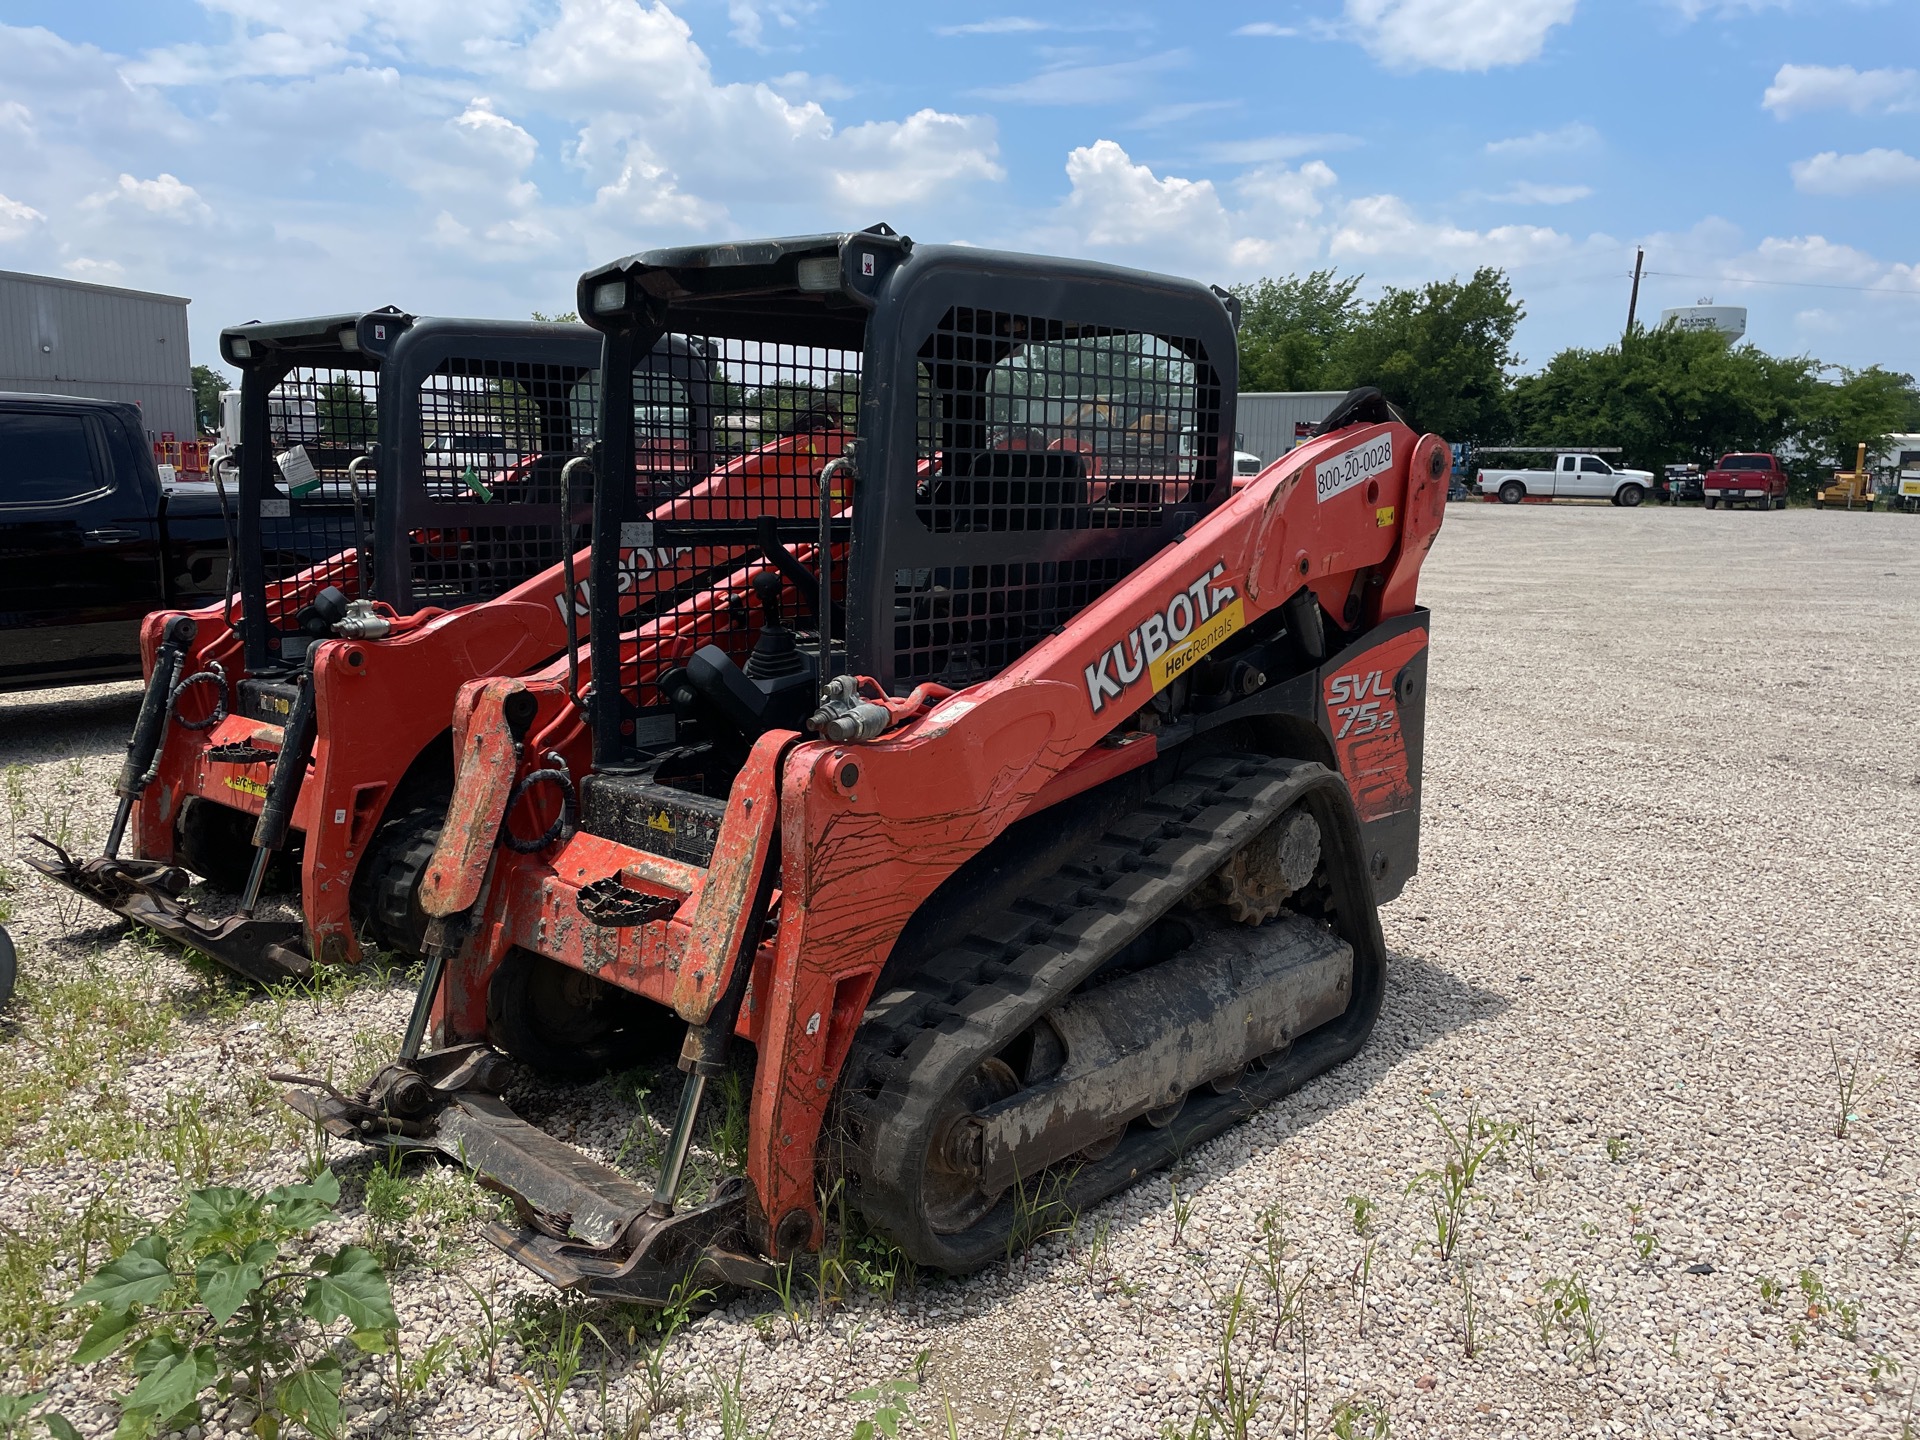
1539 1274 1603 1365
1406 1098 1512 1261
1830 1037 1882 1139
846 1348 928 1440
1330 1397 1392 1439
64 1171 397 1440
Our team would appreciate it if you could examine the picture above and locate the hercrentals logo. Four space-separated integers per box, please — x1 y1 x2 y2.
1085 563 1243 714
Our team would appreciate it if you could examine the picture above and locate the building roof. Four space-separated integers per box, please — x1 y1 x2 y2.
0 268 190 307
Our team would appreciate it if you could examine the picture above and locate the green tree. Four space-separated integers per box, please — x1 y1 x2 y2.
190 364 230 434
316 378 376 446
1796 365 1920 480
530 309 580 324
1231 270 1363 392
1510 326 1818 473
1335 267 1523 443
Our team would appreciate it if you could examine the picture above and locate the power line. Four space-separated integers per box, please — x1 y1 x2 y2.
1642 268 1920 298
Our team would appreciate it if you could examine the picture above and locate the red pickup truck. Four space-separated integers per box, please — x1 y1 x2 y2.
1703 453 1788 510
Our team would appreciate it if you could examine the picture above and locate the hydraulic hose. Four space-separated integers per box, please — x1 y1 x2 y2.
106 615 197 858
816 454 853 706
209 455 240 637
345 452 375 593
238 649 318 916
559 454 593 710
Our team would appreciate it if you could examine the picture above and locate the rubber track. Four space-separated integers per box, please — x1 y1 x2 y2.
356 807 443 957
839 753 1386 1274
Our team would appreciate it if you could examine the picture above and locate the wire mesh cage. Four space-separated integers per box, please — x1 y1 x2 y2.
605 335 862 749
403 356 597 607
251 363 379 656
892 306 1222 688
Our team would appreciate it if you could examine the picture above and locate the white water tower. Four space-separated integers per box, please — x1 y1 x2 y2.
1660 299 1747 340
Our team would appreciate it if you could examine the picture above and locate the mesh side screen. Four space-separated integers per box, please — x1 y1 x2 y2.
259 365 376 642
568 359 707 509
890 307 1222 690
612 336 861 742
915 310 1215 534
893 557 1127 688
407 358 593 605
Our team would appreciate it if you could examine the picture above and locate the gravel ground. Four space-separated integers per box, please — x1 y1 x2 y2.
3 501 1918 1439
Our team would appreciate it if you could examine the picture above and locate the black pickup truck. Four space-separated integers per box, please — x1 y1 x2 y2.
0 393 262 692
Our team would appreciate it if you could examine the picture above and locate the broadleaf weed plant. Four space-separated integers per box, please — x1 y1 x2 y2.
62 1171 397 1440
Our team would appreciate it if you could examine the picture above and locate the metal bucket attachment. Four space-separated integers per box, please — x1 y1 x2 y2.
279 1048 774 1304
25 837 311 986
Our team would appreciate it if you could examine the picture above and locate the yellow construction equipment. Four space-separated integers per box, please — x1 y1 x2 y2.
1816 443 1876 510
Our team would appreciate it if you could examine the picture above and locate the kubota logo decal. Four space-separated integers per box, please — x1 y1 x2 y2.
1085 563 1242 714
552 545 692 622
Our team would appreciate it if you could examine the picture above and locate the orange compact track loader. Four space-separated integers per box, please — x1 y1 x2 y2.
285 227 1447 1299
32 311 712 982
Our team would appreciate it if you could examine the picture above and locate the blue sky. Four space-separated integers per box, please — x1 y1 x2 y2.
1 0 1914 379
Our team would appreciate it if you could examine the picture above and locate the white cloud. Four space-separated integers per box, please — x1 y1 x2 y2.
1234 23 1299 36
830 110 1004 206
80 172 213 221
0 193 48 241
971 52 1189 105
1332 193 1572 266
590 142 718 228
726 0 817 52
1047 140 1333 273
1762 64 1920 118
1129 100 1240 130
1344 0 1577 71
1790 148 1920 196
63 257 127 280
1668 0 1789 16
765 70 853 102
935 16 1148 35
1480 181 1593 204
1485 122 1598 156
1192 134 1359 165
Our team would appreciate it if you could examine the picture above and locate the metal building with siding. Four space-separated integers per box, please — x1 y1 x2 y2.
1235 391 1348 464
0 269 194 441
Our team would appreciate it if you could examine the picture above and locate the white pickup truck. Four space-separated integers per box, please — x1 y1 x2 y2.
1477 453 1655 507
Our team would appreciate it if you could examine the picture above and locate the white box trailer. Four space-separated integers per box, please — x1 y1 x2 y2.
1235 391 1348 465
1881 432 1920 509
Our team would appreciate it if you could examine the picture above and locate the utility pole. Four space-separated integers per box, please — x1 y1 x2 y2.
1626 247 1645 337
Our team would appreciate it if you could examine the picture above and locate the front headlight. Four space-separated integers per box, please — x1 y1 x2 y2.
591 279 627 315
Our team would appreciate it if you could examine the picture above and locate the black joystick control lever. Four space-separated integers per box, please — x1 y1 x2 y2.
743 571 806 681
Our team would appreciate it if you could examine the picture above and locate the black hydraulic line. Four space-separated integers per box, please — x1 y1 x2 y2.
238 648 319 916
106 615 197 858
397 947 445 1065
559 455 592 710
815 456 852 705
345 452 375 593
209 454 241 636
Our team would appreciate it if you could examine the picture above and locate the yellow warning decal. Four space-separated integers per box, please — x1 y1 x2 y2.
1150 598 1245 691
646 810 675 833
1376 506 1396 527
224 775 268 799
